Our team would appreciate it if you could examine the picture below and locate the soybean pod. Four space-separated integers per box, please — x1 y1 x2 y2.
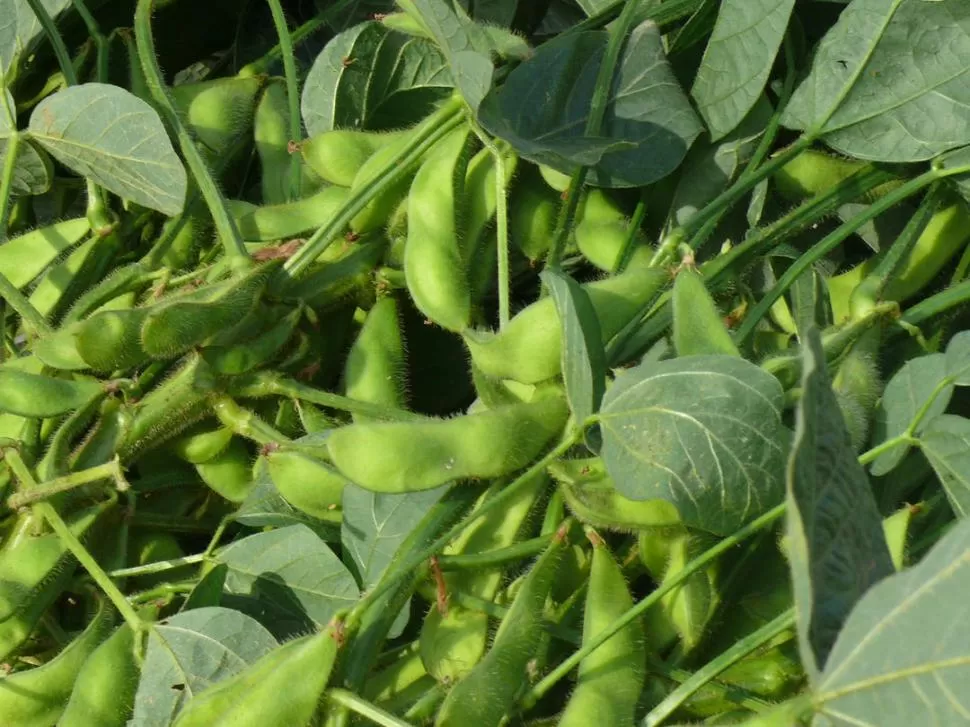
342 295 407 419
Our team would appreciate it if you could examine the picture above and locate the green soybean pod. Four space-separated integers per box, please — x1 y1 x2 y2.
234 185 349 242
0 365 102 417
265 448 348 518
59 622 141 727
140 261 277 358
651 531 721 652
435 528 566 727
169 422 234 464
574 219 651 273
159 199 214 272
509 172 559 262
343 295 406 419
538 163 571 192
75 307 152 373
464 260 668 384
169 75 266 167
171 623 340 727
302 129 407 188
0 499 113 662
404 126 474 332
254 78 295 206
559 533 644 727
71 398 134 472
27 234 104 321
421 473 546 683
327 393 569 492
348 129 422 234
195 437 256 503
278 235 387 310
201 305 301 375
672 267 741 358
32 322 90 371
0 217 90 290
0 593 114 726
461 144 518 259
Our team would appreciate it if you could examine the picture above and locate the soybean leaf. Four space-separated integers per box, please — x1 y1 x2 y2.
215 525 359 639
690 0 795 140
0 137 52 195
781 0 970 162
572 0 614 15
180 563 229 612
541 268 606 426
458 0 518 26
0 0 71 84
945 330 970 385
666 96 772 231
478 20 703 188
341 484 447 638
918 415 970 519
813 517 970 725
302 21 452 134
599 355 788 535
869 354 952 477
786 327 894 681
28 84 187 215
130 607 278 727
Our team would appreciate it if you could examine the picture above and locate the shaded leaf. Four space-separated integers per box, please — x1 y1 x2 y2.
216 525 359 638
919 414 970 518
599 355 788 535
690 0 795 140
0 0 71 83
180 563 228 612
786 327 894 681
945 330 970 385
0 136 51 195
478 20 702 188
541 267 606 426
28 83 186 215
782 0 970 162
130 607 278 727
869 353 952 477
814 517 970 725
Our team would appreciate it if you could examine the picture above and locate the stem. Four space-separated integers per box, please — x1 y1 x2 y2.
109 552 206 578
0 265 53 336
0 132 19 242
614 195 648 274
438 533 553 571
8 459 128 509
134 0 251 272
519 501 788 709
347 429 583 624
229 372 423 421
642 609 796 726
70 0 109 82
326 690 414 727
282 97 465 278
735 169 941 343
899 276 970 331
211 395 291 445
23 0 78 85
546 169 587 271
264 0 302 201
403 682 447 722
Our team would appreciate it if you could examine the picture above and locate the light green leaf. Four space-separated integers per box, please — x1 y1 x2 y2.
870 353 952 477
28 83 187 215
478 20 703 188
945 330 970 385
541 267 606 427
599 355 788 535
130 607 278 727
0 136 52 195
814 517 970 725
690 0 795 140
918 414 970 518
782 0 970 162
786 328 894 681
0 0 70 84
216 525 359 638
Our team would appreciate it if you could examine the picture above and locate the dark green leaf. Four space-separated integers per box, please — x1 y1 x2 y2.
782 0 970 161
599 355 788 535
541 268 606 426
180 563 229 612
786 327 894 681
870 353 953 477
478 20 702 188
28 84 187 215
690 0 794 140
814 517 970 724
0 0 71 83
918 414 970 518
130 607 278 727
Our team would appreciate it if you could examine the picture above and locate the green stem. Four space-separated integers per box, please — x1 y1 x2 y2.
70 0 109 82
898 276 970 331
546 168 587 271
8 459 128 509
438 533 553 571
229 371 423 421
264 0 302 201
519 500 788 709
495 146 511 328
134 0 251 272
0 131 22 242
282 97 466 278
642 609 796 726
735 169 942 343
403 683 447 723
109 552 206 578
614 195 648 274
211 395 291 445
0 267 53 336
23 0 78 85
346 429 583 625
325 690 414 727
